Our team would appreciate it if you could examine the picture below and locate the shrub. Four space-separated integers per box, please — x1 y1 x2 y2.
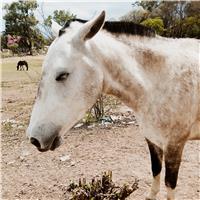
7 43 19 55
141 17 165 35
66 171 139 200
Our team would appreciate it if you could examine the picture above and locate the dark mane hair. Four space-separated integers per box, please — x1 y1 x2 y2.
59 18 156 37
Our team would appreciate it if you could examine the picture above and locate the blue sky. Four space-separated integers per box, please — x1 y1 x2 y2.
1 1 134 33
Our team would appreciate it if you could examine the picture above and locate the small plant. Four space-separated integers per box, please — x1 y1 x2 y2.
83 95 105 125
83 111 96 125
66 171 139 200
93 95 104 121
2 121 13 131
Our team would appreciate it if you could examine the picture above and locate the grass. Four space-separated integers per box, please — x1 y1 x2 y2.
2 55 44 125
1 56 43 82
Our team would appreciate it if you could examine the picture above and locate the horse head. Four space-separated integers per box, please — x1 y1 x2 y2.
27 11 106 151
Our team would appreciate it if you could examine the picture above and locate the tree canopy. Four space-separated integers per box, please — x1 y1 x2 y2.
121 1 200 38
41 9 76 42
44 10 76 27
2 1 199 56
3 0 45 54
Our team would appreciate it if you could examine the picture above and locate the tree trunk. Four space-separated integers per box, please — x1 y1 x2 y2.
28 40 33 55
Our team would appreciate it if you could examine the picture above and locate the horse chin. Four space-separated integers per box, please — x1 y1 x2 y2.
37 148 49 152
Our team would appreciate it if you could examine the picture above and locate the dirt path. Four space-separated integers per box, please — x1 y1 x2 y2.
1 56 200 200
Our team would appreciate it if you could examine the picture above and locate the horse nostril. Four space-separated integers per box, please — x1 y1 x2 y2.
30 137 41 148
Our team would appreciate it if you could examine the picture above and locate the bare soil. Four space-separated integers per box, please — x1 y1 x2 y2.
1 56 200 200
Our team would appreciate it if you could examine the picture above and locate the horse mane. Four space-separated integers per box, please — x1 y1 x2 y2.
59 18 156 37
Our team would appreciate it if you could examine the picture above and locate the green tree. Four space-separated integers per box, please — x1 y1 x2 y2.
3 0 45 55
169 16 200 38
41 9 76 43
130 1 199 38
8 43 19 56
183 16 200 38
184 1 200 18
133 1 160 12
141 17 165 35
120 7 148 23
45 10 76 27
1 34 7 50
132 1 181 28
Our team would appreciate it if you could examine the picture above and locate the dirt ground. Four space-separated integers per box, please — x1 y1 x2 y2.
1 56 200 200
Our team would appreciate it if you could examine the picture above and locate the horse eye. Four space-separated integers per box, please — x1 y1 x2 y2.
56 72 69 81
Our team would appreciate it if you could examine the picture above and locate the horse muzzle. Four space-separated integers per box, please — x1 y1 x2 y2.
27 123 62 152
30 135 62 152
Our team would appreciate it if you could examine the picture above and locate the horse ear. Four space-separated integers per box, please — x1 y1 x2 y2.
51 20 62 37
76 11 105 42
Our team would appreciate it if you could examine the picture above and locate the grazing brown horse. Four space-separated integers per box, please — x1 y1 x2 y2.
27 11 199 200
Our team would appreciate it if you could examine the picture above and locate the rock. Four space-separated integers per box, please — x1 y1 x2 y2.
60 155 71 162
21 149 30 157
19 156 25 161
104 122 112 126
127 121 136 125
110 115 122 121
10 119 18 124
70 161 75 166
19 149 31 161
7 99 14 103
100 116 113 123
7 160 15 165
74 123 84 129
2 119 19 125
17 125 23 129
87 124 96 129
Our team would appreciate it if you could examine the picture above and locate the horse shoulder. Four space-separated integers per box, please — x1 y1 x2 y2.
135 39 199 145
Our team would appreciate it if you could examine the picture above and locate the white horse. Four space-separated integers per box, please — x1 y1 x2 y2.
27 11 200 200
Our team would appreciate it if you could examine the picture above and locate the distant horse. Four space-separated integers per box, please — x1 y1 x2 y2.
27 11 199 200
17 60 28 71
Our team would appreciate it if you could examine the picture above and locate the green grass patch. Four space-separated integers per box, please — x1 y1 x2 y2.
2 56 43 82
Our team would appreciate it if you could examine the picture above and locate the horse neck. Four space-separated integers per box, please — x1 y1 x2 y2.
90 33 149 112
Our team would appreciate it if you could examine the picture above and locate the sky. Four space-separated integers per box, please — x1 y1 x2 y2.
1 0 134 33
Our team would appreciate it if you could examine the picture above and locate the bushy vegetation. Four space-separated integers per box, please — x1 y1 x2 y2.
170 16 200 38
3 0 44 54
121 1 200 38
141 17 164 35
2 1 199 56
2 1 75 54
38 7 76 43
66 171 138 200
